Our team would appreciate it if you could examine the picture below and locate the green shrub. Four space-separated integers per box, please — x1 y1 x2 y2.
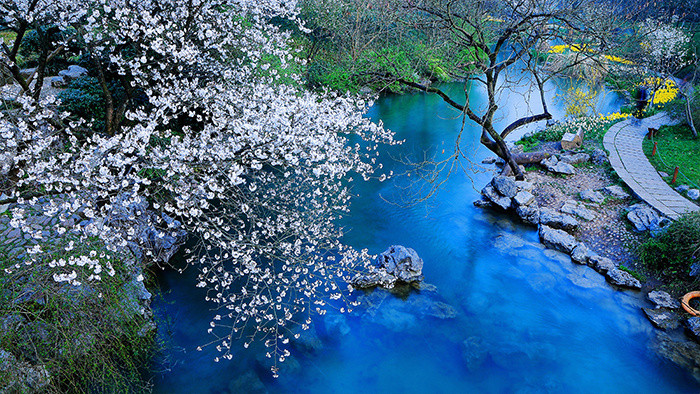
639 212 700 277
0 235 156 392
58 76 127 134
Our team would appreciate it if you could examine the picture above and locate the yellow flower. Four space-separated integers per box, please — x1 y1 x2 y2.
641 77 678 105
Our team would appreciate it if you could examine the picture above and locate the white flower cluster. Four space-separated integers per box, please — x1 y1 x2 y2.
640 18 691 74
0 0 393 374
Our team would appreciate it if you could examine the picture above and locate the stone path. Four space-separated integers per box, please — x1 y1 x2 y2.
603 112 699 220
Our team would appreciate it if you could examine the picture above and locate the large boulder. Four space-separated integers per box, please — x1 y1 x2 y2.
538 225 577 254
491 176 518 198
560 200 596 221
513 190 535 207
539 207 578 232
0 350 51 392
643 308 680 330
627 203 671 233
588 255 616 274
542 156 575 175
559 153 590 165
378 245 424 283
58 65 88 83
605 268 642 290
516 205 540 226
648 290 680 309
570 243 596 265
352 245 424 289
481 184 512 210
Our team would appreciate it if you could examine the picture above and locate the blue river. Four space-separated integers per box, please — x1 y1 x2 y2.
151 82 700 393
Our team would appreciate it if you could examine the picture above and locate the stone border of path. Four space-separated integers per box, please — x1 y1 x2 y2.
603 112 699 220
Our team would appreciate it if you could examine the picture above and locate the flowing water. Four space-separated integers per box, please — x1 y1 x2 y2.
151 82 700 393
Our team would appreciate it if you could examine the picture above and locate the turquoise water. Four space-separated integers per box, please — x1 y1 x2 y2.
152 83 699 393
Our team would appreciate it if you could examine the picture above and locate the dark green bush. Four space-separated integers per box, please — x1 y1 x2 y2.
58 76 126 134
639 212 700 277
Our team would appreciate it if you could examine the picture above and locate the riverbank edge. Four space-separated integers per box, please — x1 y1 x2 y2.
0 195 186 392
473 131 700 382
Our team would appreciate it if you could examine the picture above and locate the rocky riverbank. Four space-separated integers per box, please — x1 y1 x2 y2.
474 142 700 382
0 194 185 391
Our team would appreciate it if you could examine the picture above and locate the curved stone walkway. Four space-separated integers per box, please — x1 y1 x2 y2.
603 112 700 220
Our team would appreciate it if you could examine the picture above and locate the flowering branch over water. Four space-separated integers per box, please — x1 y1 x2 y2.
0 0 393 375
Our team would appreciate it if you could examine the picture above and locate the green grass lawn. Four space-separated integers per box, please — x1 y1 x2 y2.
643 124 700 190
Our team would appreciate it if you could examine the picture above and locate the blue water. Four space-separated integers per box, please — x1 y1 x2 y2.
151 82 699 393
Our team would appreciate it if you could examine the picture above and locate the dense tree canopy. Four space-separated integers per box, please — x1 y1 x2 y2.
0 0 393 375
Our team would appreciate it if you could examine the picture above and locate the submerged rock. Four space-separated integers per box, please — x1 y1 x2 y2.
462 337 488 372
652 332 700 383
227 371 268 394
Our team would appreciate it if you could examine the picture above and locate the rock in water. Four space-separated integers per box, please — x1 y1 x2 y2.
379 245 424 283
491 176 518 198
352 245 424 289
652 332 700 383
462 337 488 372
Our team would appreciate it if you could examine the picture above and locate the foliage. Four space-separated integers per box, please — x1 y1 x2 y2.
299 0 475 93
639 211 700 278
0 233 155 392
0 0 393 378
666 85 700 133
642 124 700 188
618 265 646 282
58 76 127 134
516 114 626 152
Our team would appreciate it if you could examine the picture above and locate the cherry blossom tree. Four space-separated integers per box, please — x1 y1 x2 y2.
0 0 393 375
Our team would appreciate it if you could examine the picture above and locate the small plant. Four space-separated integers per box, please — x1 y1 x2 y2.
639 211 700 278
619 265 646 282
